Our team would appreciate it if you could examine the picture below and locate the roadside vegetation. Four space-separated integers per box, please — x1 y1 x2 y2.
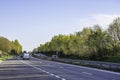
34 17 120 62
101 56 120 63
0 37 22 61
0 55 15 61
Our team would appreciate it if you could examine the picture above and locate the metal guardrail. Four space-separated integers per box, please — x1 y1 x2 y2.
32 53 120 71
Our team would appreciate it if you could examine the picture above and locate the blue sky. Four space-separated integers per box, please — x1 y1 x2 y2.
0 0 120 51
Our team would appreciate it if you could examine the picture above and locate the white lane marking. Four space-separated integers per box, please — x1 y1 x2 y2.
61 78 66 80
82 72 93 75
46 71 50 74
39 58 120 75
50 73 54 76
55 75 60 78
19 60 66 80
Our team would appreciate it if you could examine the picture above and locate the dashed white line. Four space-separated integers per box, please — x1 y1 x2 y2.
42 70 46 72
19 60 66 80
46 71 50 74
50 73 54 76
55 75 60 78
51 59 120 75
82 72 93 75
34 56 120 76
61 78 66 80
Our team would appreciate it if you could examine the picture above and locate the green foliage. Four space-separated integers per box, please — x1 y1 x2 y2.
108 17 120 55
0 37 11 53
0 55 14 61
12 40 22 54
35 17 120 60
101 56 120 63
0 37 22 57
86 25 112 60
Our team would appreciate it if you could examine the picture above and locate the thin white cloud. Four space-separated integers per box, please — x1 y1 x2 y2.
79 14 120 30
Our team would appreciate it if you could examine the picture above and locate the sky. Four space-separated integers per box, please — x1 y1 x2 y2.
0 0 120 51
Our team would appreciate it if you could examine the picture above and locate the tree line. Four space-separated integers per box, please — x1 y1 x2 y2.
0 37 22 57
34 18 120 60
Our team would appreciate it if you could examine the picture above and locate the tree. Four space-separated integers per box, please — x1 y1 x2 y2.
0 37 11 53
85 25 114 60
36 17 120 60
108 17 120 55
0 36 22 56
12 40 22 54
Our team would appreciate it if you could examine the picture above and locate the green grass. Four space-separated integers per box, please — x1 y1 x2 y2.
0 55 14 61
101 56 120 63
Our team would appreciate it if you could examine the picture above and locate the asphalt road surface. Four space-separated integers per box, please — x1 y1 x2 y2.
0 56 120 80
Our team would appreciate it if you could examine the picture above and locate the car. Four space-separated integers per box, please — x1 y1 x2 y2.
52 55 58 59
23 53 30 60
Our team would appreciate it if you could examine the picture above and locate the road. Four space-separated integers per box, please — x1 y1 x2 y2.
0 57 120 80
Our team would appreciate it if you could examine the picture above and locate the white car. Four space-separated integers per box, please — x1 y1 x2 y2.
23 53 30 60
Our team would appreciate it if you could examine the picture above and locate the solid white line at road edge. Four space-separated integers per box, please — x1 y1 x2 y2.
19 60 66 80
33 57 120 75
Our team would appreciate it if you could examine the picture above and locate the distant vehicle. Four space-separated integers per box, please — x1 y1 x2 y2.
23 52 30 60
52 55 58 59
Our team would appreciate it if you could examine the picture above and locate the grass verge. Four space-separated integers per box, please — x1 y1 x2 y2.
0 55 14 63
